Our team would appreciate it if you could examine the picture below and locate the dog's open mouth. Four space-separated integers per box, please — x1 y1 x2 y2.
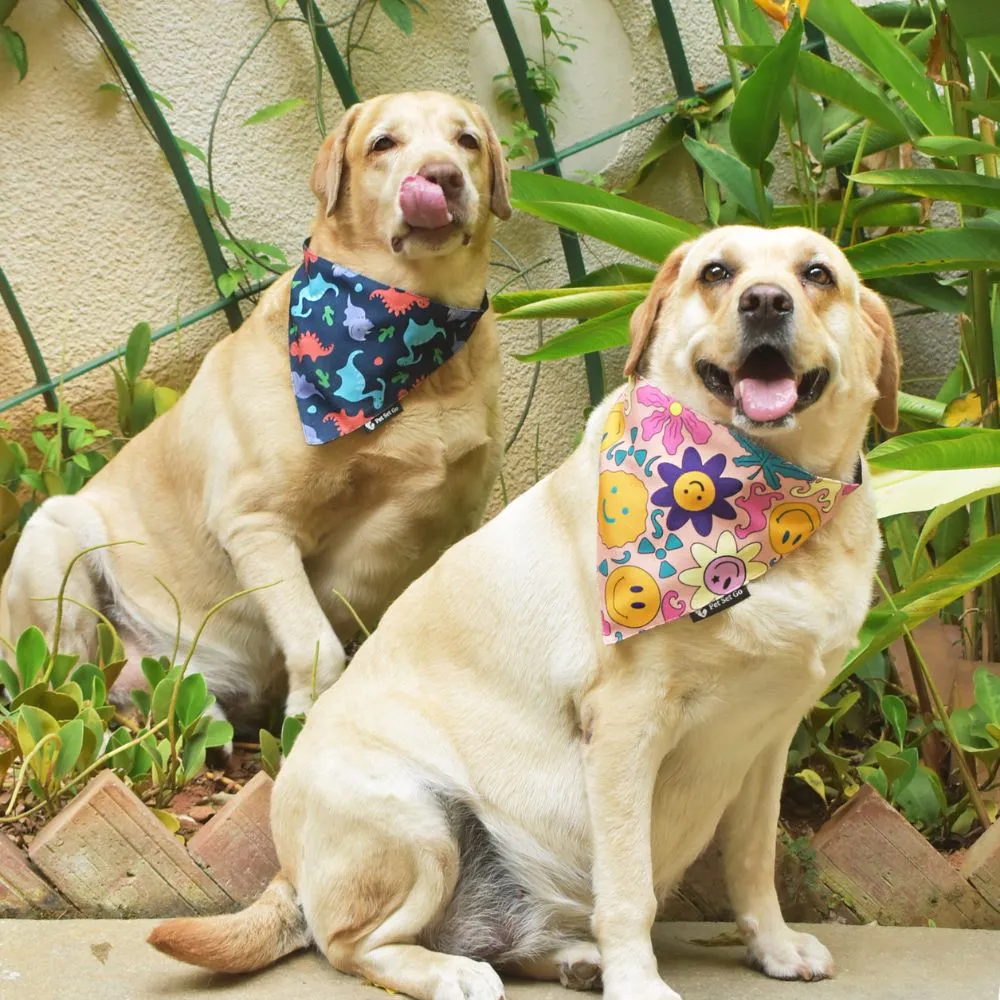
696 346 829 425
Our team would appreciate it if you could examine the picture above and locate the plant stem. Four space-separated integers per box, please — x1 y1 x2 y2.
710 0 742 96
330 587 371 638
4 734 59 816
751 167 770 226
833 122 871 246
44 540 141 682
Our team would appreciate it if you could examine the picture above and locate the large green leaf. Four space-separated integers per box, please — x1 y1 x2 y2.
868 275 966 314
510 171 700 229
515 303 633 362
834 534 1000 685
911 484 1000 576
867 427 1000 470
509 200 694 263
851 168 1000 211
872 465 1000 518
947 0 1000 56
822 121 917 169
807 0 950 135
729 15 804 168
727 44 911 136
914 135 1000 159
844 228 1000 278
682 137 767 221
496 287 647 321
960 98 1000 120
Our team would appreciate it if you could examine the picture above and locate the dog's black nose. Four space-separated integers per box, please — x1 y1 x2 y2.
738 284 793 325
418 162 465 197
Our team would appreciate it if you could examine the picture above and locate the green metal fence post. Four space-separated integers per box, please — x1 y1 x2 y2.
649 0 696 99
297 0 360 107
77 0 244 332
0 265 59 413
485 0 605 407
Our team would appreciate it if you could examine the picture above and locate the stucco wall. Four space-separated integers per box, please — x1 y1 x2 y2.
0 0 956 509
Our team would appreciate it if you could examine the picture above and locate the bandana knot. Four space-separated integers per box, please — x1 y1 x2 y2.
288 241 487 444
598 378 860 643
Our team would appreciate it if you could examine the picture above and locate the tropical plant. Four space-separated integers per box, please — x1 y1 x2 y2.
495 0 1000 839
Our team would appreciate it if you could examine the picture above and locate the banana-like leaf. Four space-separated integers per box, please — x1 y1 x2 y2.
729 15 804 168
872 465 1000 519
806 0 951 135
682 136 768 220
946 0 1000 56
844 228 1000 278
867 427 1000 470
497 287 648 321
515 304 634 362
851 168 1000 211
834 534 1000 686
914 135 1000 159
911 484 1000 577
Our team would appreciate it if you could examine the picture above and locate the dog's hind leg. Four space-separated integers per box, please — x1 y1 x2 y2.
0 495 106 662
299 777 505 1000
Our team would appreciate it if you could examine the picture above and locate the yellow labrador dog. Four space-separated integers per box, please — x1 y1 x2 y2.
0 91 510 729
150 227 898 1000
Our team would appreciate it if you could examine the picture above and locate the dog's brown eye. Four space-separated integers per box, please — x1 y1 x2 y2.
804 263 834 286
371 136 396 153
458 132 480 151
700 263 730 284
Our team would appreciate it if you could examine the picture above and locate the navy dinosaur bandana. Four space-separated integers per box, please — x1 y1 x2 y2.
287 241 488 444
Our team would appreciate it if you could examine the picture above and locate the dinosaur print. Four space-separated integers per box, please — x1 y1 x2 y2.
290 331 334 362
287 241 487 444
399 318 445 367
369 287 430 316
291 371 321 400
344 295 374 342
333 350 386 411
323 409 368 435
291 271 340 318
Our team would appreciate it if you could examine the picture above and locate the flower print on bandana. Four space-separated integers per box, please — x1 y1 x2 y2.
678 531 768 610
596 377 861 644
651 447 741 537
636 384 711 456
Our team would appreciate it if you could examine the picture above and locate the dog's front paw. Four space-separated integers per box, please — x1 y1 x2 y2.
603 972 681 1000
746 927 833 981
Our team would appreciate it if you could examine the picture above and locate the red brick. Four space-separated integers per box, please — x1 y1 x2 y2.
960 818 1000 914
0 832 72 917
812 785 999 928
187 771 278 906
29 770 233 917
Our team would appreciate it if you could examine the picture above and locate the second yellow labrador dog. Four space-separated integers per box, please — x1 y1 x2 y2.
150 226 898 1000
0 92 510 730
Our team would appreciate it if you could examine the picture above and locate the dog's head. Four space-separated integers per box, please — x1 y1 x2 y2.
624 226 899 470
310 91 511 259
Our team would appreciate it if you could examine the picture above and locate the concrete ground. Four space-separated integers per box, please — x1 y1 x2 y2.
0 920 996 1000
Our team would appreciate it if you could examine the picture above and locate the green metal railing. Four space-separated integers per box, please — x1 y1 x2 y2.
1 1 829 418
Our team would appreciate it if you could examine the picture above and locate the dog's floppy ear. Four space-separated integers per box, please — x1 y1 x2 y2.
481 114 512 220
860 285 900 431
311 103 363 217
623 243 689 377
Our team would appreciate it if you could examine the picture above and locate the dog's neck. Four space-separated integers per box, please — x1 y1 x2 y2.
738 411 870 484
307 214 492 310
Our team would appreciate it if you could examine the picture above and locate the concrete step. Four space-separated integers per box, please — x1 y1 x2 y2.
0 919 995 1000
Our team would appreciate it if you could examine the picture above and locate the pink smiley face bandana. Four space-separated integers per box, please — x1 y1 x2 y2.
598 378 860 644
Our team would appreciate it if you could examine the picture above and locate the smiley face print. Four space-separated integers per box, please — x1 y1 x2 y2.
602 401 626 449
768 501 821 555
598 471 649 549
605 565 660 629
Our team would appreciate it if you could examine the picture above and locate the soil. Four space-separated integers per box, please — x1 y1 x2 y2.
0 739 263 849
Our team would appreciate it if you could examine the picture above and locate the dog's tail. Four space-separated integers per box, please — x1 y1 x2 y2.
148 873 310 973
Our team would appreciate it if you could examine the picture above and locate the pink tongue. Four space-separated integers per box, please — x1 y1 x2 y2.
735 377 798 422
399 175 452 229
